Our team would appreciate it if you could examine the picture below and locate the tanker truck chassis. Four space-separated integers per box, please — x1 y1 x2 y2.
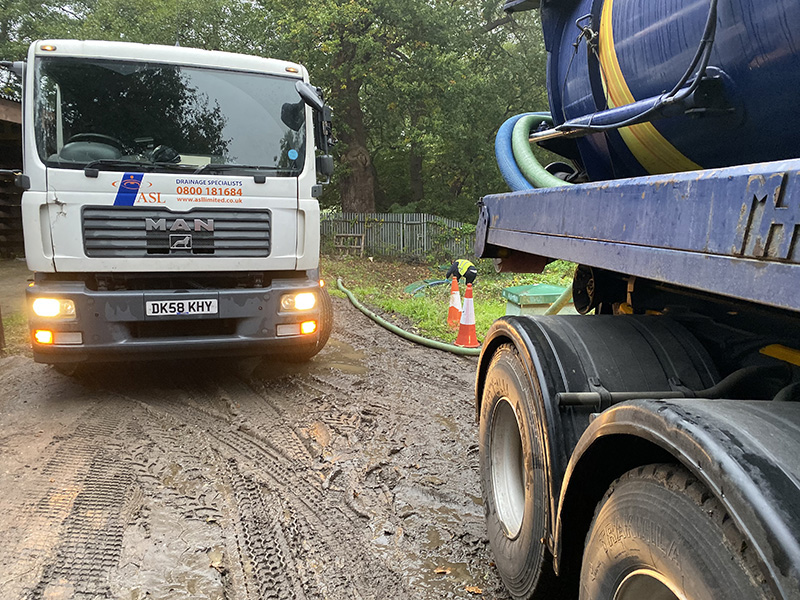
475 154 800 600
473 1 800 598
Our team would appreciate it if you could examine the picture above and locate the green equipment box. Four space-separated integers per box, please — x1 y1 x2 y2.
501 283 577 316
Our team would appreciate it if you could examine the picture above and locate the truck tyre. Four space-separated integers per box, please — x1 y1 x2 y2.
284 285 333 362
580 463 772 600
480 344 559 599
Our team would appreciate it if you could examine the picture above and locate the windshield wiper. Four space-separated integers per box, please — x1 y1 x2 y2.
193 164 297 175
82 159 197 176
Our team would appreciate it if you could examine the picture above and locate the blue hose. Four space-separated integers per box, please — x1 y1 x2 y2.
409 280 448 296
495 111 552 191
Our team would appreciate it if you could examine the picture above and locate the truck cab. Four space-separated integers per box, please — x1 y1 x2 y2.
12 40 333 364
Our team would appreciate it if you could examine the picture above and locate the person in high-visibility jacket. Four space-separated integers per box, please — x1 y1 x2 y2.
445 259 478 285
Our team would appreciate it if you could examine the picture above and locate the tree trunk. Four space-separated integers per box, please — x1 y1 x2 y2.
409 110 424 204
409 143 424 204
331 42 376 213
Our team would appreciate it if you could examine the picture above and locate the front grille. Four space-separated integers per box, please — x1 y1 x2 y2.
82 207 271 258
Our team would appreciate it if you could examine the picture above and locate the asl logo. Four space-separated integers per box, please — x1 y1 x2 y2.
112 175 150 191
112 175 164 204
137 192 164 204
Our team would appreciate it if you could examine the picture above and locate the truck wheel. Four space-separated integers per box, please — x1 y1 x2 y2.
480 344 558 599
580 463 771 600
284 285 333 362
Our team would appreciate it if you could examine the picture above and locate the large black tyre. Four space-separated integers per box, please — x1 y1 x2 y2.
581 463 772 600
479 344 559 599
283 285 333 363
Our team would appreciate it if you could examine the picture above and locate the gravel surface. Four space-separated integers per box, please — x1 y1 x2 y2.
0 296 509 599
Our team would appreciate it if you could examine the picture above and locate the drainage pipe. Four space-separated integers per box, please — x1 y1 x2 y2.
336 279 481 357
543 286 574 315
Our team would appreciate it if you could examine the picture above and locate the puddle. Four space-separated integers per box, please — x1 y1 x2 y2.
434 414 458 433
467 493 483 508
415 556 474 593
314 339 368 375
367 500 490 597
248 339 368 380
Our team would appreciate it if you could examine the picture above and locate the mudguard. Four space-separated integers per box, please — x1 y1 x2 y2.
475 314 718 550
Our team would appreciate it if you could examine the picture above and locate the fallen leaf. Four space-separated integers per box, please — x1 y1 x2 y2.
465 586 483 595
208 547 224 570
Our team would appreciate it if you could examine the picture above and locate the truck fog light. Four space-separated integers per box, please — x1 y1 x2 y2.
32 298 76 318
301 320 317 335
34 329 54 344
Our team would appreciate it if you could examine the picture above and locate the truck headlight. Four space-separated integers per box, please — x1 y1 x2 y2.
280 292 316 311
32 298 76 318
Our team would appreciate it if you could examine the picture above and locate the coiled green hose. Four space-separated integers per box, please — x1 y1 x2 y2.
511 114 571 188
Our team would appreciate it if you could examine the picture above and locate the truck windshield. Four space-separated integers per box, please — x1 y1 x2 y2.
34 56 306 175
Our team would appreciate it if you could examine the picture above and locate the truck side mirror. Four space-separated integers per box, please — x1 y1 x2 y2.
295 81 325 112
316 155 334 177
296 81 335 181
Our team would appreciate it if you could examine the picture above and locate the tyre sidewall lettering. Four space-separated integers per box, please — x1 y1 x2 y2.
580 466 771 600
582 505 684 595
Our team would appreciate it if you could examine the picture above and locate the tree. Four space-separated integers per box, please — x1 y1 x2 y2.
0 0 265 59
361 2 550 220
2 0 553 221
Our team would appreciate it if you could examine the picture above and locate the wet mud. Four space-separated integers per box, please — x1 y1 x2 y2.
0 298 509 599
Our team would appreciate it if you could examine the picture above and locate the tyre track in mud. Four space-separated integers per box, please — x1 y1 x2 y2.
110 381 410 599
103 388 308 600
0 297 508 599
0 402 139 600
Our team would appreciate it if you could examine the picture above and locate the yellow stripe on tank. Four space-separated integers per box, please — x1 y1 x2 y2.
760 344 800 367
598 0 702 174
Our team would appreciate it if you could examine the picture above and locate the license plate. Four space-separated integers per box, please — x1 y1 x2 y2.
145 299 218 316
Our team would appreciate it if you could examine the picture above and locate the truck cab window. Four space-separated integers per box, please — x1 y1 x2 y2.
33 57 306 175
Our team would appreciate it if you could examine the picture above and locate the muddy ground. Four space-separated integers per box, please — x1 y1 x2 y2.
0 289 510 599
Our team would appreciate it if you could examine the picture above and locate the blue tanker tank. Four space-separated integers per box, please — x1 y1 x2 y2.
530 0 800 181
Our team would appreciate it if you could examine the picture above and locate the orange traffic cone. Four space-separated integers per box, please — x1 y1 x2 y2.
455 283 479 348
447 277 462 329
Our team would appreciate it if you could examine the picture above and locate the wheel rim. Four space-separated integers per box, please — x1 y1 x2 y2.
614 569 687 600
490 398 526 539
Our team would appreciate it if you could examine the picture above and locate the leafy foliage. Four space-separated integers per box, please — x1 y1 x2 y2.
2 0 551 220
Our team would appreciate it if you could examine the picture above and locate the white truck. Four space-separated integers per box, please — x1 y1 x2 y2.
2 39 334 365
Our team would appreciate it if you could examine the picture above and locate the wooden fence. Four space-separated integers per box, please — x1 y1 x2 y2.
320 212 475 259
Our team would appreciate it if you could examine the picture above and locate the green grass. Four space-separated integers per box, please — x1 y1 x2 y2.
321 255 575 344
1 312 29 356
